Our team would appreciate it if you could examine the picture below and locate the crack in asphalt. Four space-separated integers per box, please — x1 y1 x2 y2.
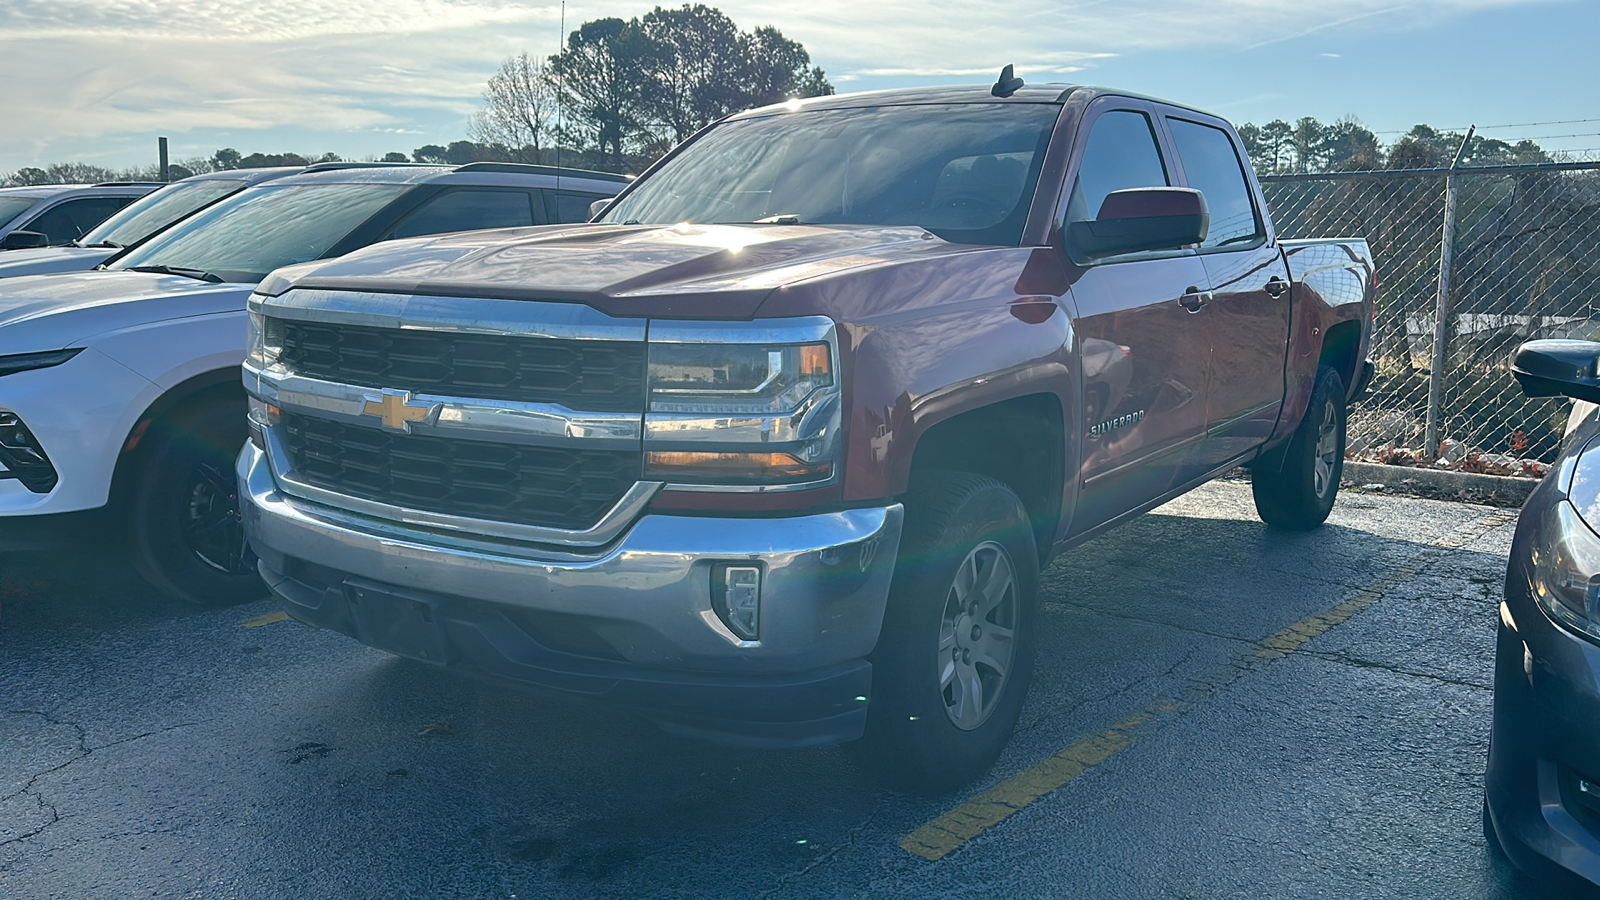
756 807 882 900
1300 650 1493 691
1017 643 1209 739
0 711 200 855
1047 603 1259 648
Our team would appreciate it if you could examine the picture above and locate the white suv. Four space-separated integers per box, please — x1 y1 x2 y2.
0 163 627 603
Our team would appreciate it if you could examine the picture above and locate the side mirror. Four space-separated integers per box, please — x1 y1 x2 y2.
1066 188 1208 259
588 198 614 220
1512 340 1600 403
0 230 48 251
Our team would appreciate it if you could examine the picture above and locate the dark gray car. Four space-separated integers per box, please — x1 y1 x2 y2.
0 182 161 249
1486 338 1600 895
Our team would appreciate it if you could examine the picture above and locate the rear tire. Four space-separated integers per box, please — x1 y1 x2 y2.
127 403 263 606
860 469 1039 794
1253 365 1346 531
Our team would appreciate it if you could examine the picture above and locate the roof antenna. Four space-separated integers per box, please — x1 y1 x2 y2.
556 0 564 193
991 64 1024 98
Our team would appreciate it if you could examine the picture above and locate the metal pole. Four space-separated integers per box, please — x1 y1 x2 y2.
1424 126 1475 461
158 137 170 182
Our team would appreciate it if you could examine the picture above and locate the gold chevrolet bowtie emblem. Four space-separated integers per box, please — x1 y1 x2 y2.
361 391 435 432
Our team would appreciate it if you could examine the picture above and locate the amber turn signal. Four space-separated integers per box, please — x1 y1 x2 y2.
645 450 831 483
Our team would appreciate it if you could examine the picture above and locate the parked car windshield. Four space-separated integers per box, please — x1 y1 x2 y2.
600 103 1061 246
81 178 248 249
0 196 41 230
108 182 408 282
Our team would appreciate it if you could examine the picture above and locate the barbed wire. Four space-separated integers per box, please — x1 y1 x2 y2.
1370 117 1600 135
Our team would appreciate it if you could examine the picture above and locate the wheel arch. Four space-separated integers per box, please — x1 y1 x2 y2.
902 392 1067 564
1319 320 1362 401
108 368 245 510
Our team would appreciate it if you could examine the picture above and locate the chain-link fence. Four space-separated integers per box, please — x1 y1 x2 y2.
1261 158 1600 471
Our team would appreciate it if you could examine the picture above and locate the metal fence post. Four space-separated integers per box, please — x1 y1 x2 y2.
1424 127 1475 461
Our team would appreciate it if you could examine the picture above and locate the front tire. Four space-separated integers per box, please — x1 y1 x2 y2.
1253 365 1346 530
127 403 263 605
861 470 1039 794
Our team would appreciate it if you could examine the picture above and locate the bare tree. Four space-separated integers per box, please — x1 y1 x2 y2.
470 52 556 164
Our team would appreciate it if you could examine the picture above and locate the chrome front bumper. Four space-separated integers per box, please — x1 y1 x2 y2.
240 443 903 675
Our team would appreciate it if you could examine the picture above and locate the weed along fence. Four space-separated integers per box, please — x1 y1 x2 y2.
1260 157 1600 473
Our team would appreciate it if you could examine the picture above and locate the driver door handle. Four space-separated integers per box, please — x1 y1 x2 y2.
1178 288 1212 313
1264 276 1288 298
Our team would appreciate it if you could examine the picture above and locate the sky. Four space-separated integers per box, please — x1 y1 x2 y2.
1 0 1595 175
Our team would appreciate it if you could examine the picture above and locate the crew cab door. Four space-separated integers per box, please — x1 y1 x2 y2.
1064 101 1213 532
1161 112 1293 468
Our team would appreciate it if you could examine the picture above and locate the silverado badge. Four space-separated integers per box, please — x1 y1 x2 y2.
361 390 438 433
1089 409 1145 440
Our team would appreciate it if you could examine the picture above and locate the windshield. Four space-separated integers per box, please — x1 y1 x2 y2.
0 196 41 230
600 103 1060 246
109 182 408 282
81 179 247 248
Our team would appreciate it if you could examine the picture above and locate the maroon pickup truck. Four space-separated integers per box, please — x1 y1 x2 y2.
240 78 1374 791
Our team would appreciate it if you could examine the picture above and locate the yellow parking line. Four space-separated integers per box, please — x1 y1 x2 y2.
900 712 1152 861
899 508 1517 862
240 610 290 628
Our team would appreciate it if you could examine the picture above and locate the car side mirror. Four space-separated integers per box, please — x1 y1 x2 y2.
1066 188 1208 259
588 198 613 220
0 230 48 250
1512 340 1600 403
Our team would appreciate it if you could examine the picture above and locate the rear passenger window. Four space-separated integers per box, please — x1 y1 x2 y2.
391 190 538 240
1066 110 1169 224
1167 118 1261 250
548 191 610 224
25 197 134 244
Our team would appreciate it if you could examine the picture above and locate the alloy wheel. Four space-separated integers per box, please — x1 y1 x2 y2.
938 541 1019 731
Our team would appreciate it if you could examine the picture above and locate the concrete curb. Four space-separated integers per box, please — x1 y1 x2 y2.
1342 460 1538 504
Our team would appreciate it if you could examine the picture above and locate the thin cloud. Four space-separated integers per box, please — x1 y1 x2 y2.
0 0 554 42
0 0 1571 171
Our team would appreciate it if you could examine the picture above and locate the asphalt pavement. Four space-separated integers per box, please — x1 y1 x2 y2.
0 481 1552 898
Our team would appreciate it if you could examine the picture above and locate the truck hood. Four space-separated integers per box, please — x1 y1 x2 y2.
0 246 117 280
268 223 973 318
0 270 254 350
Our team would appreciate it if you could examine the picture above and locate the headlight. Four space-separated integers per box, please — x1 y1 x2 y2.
644 320 841 490
648 342 833 414
0 348 82 378
245 304 282 369
1534 501 1600 642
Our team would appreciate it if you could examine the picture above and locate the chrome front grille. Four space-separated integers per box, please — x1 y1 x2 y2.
276 319 646 412
253 292 654 541
280 413 641 531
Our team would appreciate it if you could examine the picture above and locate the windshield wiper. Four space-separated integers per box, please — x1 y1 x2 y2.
125 265 223 283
